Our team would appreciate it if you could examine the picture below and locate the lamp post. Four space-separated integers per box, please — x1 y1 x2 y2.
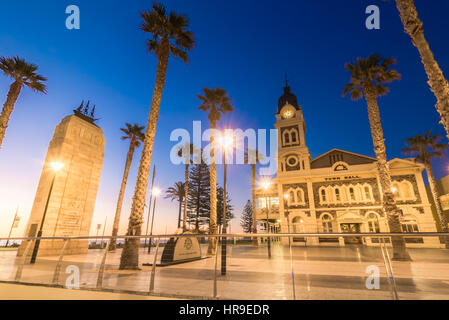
30 161 64 264
148 187 161 254
262 180 272 259
219 133 233 276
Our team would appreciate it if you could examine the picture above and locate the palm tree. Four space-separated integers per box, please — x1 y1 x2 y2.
119 3 195 270
198 88 234 255
244 149 265 245
343 53 411 261
165 182 186 229
109 123 145 251
394 0 449 143
403 130 449 248
178 143 195 231
0 56 47 150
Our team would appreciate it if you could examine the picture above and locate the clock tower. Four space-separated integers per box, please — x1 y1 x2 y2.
275 83 311 175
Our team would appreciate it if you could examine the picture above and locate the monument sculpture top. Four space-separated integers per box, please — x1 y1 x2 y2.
74 100 98 125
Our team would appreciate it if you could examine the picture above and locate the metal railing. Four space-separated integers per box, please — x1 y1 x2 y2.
0 232 448 300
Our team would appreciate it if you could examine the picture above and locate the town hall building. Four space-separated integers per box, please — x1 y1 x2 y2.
255 84 441 248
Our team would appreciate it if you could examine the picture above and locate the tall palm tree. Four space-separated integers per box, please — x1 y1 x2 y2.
403 130 449 248
165 181 186 229
198 88 234 255
109 123 145 251
343 53 411 261
178 143 195 231
244 149 265 245
119 3 195 270
394 0 449 143
0 56 47 150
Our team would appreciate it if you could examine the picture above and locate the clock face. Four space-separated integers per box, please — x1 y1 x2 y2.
281 106 295 119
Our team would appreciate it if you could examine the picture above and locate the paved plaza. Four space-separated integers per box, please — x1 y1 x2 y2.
1 243 449 300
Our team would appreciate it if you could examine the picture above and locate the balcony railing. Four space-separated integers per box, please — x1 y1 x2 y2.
0 232 448 300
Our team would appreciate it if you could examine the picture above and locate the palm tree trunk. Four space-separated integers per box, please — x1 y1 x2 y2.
364 86 411 261
183 164 189 231
425 161 449 248
0 81 22 150
395 0 449 142
207 120 218 255
251 164 258 245
109 141 136 251
177 196 182 229
119 40 170 270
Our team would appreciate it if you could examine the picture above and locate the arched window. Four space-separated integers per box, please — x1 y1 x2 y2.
367 212 380 233
364 186 371 200
289 190 295 204
292 217 304 233
283 131 290 145
349 187 356 201
291 129 298 143
322 214 333 233
392 182 401 199
335 188 341 202
321 189 327 202
401 182 412 198
296 189 303 203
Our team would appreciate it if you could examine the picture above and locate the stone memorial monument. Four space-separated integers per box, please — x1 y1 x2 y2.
18 101 105 257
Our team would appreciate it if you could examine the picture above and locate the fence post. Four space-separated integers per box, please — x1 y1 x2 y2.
382 238 399 300
213 237 219 299
96 240 111 289
288 235 296 300
52 238 70 285
149 238 160 294
15 240 32 282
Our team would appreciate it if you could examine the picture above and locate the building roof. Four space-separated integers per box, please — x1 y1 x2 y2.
277 85 300 114
311 148 377 169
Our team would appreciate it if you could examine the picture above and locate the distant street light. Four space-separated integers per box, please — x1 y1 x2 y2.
218 132 233 275
148 187 161 253
261 178 272 259
30 161 64 264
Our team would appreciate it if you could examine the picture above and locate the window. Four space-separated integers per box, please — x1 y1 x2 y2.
291 130 297 143
392 182 400 198
296 190 303 203
349 188 356 201
367 213 380 233
284 132 290 144
292 217 305 233
335 188 341 201
402 182 412 198
364 186 371 200
289 190 295 204
321 189 327 202
322 214 333 233
258 198 267 208
401 219 419 233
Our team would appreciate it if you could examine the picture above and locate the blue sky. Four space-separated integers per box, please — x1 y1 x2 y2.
1 0 449 236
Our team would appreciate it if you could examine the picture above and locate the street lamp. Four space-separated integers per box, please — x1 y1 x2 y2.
261 179 272 259
30 161 64 264
218 133 233 275
148 187 161 253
